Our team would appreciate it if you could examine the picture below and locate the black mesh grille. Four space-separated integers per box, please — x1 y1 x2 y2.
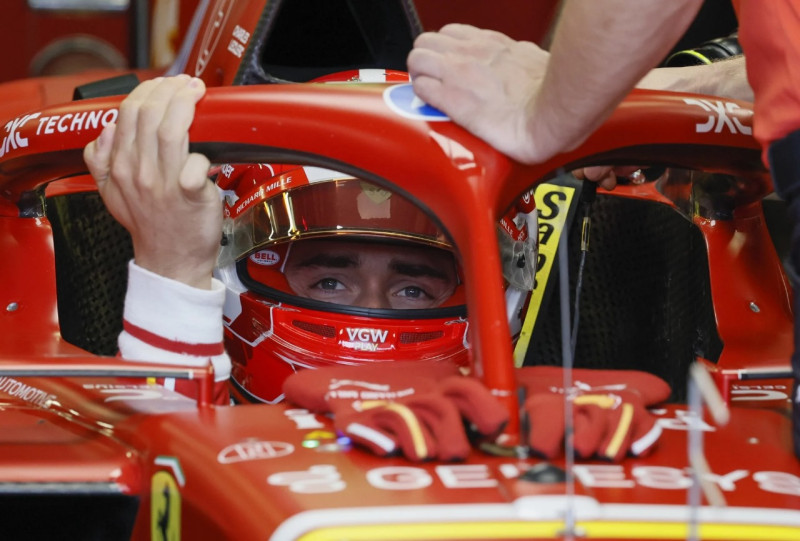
522 194 723 401
1 493 138 540
293 319 337 338
400 331 444 344
46 192 132 356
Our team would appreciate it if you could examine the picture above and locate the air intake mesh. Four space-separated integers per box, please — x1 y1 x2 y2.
47 192 132 356
522 194 722 401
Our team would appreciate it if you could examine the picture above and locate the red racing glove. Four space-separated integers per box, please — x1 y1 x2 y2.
517 366 671 462
283 361 508 461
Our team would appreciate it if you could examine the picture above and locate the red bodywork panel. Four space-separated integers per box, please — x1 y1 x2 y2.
2 370 799 540
0 213 82 356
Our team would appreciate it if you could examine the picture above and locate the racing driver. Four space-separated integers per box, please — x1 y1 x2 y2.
84 75 527 404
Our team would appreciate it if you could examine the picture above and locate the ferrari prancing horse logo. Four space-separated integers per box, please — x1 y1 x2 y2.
151 471 181 541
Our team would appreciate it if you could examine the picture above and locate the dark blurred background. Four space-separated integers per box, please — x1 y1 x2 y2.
1 0 736 83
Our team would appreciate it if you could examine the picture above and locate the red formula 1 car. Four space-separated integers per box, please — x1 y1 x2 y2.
1 1 799 540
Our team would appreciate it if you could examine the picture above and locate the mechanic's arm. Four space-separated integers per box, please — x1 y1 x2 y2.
531 0 704 161
84 76 231 393
408 0 703 164
637 56 752 102
582 56 751 189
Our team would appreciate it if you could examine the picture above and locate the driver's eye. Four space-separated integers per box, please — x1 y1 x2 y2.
315 278 344 291
398 286 428 299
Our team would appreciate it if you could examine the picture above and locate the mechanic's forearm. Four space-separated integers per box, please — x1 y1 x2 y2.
637 56 753 102
527 0 703 161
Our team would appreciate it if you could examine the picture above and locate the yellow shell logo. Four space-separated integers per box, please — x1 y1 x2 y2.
151 470 181 541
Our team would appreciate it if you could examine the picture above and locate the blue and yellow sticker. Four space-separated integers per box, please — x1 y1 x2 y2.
383 84 450 121
151 470 181 541
513 182 577 367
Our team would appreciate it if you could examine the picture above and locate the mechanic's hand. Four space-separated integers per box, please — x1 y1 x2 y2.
283 362 508 461
517 366 671 462
84 75 220 290
573 166 652 191
408 24 554 164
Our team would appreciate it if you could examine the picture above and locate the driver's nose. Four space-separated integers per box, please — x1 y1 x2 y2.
353 286 391 310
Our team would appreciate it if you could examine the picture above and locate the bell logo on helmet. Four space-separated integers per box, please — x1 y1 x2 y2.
250 250 281 266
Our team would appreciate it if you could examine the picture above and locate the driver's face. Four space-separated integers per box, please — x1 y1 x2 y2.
284 240 457 309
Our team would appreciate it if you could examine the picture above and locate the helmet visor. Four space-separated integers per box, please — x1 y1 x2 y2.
218 167 451 267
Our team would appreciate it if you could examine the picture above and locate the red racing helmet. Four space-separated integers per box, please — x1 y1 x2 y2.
214 163 472 403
